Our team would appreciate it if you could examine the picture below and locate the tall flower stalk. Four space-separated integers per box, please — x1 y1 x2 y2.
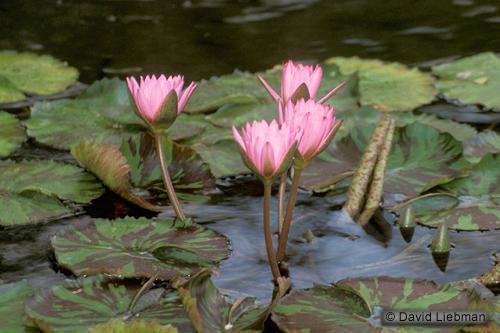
232 120 299 282
127 74 197 221
257 60 345 231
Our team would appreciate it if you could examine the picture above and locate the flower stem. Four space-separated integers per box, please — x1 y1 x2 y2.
263 182 281 282
343 113 391 219
277 172 287 233
276 167 302 262
154 133 186 221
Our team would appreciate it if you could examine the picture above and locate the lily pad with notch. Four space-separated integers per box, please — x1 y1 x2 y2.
51 217 230 280
26 78 145 150
174 270 290 333
25 275 195 333
0 280 35 333
0 160 104 226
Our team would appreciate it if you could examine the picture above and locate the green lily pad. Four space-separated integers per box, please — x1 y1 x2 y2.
71 141 160 211
480 262 500 293
121 134 215 202
206 103 276 128
337 277 480 312
433 52 500 111
193 140 248 178
0 111 25 157
0 75 25 103
0 160 104 226
0 50 78 97
26 78 145 150
464 131 500 163
0 280 35 333
25 275 195 333
326 56 436 111
51 217 230 280
87 320 179 333
185 70 271 114
175 270 289 333
271 284 377 333
165 114 209 142
300 123 465 198
417 155 500 231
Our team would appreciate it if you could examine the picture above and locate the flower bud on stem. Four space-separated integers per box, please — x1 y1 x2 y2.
154 132 186 221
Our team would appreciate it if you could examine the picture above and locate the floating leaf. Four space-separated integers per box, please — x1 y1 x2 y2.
175 270 289 333
26 78 145 150
433 52 500 111
121 134 215 202
71 141 160 211
0 111 25 157
337 277 480 311
206 103 276 128
25 275 195 333
165 114 209 142
0 280 35 333
301 123 465 198
480 262 500 293
0 75 25 103
327 56 436 111
87 320 179 333
185 70 270 114
0 50 78 96
464 131 500 163
271 284 377 333
0 160 104 225
51 217 230 280
193 140 248 178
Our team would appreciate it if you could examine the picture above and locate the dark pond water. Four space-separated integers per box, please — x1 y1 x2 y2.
1 0 500 83
0 0 499 310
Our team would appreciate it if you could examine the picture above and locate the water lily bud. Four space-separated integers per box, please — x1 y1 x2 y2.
126 75 197 132
431 223 450 272
398 206 416 243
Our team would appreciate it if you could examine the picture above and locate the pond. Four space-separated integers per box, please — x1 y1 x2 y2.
0 1 499 332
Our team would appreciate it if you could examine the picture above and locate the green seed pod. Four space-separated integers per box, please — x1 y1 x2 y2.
398 206 416 243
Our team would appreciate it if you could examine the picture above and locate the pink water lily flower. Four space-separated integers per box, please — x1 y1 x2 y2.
126 74 197 125
232 120 300 180
257 60 345 108
281 99 342 167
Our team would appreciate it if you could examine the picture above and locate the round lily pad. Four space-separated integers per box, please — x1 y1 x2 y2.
51 217 230 280
337 277 481 311
193 140 248 178
433 52 500 111
271 284 377 333
300 123 466 198
0 75 25 103
0 280 35 333
0 50 78 97
326 56 436 111
0 160 104 226
205 103 276 128
0 111 25 158
26 78 145 150
87 320 179 333
25 275 195 333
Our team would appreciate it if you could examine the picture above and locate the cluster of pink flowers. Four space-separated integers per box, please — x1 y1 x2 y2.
234 60 344 179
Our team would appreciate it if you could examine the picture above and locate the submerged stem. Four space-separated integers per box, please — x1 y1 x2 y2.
154 132 186 221
343 113 392 219
277 172 287 233
263 182 281 282
357 118 395 226
276 167 303 262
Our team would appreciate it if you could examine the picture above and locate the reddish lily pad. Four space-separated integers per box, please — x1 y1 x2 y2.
174 270 289 333
87 320 179 333
0 280 35 333
51 217 230 280
464 131 500 164
25 275 195 333
271 284 377 333
300 123 465 198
